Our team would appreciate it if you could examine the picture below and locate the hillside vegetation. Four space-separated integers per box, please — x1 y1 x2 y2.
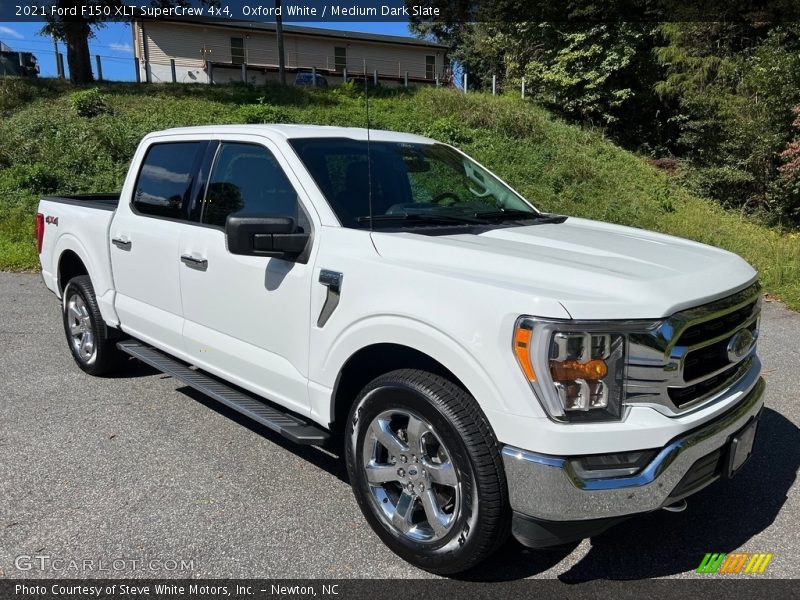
437 22 800 225
0 78 798 309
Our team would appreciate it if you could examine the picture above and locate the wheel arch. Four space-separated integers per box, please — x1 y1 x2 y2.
57 249 89 294
330 343 469 433
51 234 119 327
323 316 508 434
51 234 97 296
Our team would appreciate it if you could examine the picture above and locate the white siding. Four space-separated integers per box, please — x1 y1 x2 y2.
134 21 446 84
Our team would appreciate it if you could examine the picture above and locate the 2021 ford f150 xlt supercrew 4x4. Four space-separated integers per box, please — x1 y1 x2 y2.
37 125 764 574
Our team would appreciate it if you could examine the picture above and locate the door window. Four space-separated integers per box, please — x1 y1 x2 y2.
202 143 309 231
133 142 203 220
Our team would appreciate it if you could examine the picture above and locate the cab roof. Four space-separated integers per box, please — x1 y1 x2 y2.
150 124 437 144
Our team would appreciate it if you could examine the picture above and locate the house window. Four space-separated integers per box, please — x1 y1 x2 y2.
334 47 347 72
426 55 436 79
230 37 245 65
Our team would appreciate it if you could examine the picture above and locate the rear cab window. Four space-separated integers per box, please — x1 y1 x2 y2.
133 141 205 220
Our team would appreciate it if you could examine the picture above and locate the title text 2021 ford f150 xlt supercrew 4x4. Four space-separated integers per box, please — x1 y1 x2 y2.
37 125 764 574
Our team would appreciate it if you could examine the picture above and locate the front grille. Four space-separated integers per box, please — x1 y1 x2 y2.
625 283 762 415
683 340 731 382
668 362 746 407
682 321 758 382
668 448 723 500
677 301 757 347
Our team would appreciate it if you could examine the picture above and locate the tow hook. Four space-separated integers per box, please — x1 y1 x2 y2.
661 499 688 513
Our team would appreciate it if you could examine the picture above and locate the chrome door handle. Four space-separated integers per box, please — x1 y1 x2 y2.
181 254 208 271
111 237 131 250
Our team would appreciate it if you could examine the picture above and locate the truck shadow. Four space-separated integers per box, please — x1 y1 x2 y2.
459 407 799 581
168 384 798 581
176 386 350 484
104 356 161 379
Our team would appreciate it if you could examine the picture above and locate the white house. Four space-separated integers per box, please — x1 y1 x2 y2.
131 18 450 86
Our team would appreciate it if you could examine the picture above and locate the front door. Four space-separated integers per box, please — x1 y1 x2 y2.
178 138 317 416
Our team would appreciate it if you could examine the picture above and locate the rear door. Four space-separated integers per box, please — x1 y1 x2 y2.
178 136 317 416
110 139 208 355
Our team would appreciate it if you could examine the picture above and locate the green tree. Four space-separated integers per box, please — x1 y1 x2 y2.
414 19 666 146
656 23 800 219
43 0 107 84
409 2 800 222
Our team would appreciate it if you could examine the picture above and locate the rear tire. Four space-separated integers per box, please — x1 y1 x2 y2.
62 275 126 376
345 368 510 575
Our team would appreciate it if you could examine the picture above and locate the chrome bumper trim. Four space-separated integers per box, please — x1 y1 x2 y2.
502 376 765 521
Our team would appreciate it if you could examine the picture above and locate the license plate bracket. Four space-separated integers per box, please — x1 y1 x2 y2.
725 415 760 479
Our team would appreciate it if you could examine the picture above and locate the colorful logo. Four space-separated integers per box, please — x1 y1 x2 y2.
697 552 773 574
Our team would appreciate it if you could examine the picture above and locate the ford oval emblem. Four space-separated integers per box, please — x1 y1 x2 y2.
727 329 755 362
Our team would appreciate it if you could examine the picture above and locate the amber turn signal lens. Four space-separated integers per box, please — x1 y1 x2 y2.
514 325 536 381
550 358 608 382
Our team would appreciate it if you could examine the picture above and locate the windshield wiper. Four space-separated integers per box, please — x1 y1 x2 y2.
357 213 487 226
471 209 567 223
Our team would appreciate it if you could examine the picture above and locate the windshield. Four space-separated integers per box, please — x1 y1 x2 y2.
289 138 539 228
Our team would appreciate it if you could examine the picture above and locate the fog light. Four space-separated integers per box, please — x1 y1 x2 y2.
570 449 657 479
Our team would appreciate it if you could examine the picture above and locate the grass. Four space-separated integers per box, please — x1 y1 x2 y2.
1 77 798 309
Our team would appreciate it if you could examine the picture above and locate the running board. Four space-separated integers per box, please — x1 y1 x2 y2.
117 340 329 445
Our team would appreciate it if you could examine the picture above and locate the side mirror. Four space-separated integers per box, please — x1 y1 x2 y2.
225 215 310 260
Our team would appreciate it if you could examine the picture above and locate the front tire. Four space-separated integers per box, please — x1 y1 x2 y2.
62 275 125 376
345 369 510 574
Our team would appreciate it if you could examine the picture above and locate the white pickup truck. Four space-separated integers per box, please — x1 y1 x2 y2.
37 125 764 574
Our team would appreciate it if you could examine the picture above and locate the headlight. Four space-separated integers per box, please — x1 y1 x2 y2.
513 318 627 422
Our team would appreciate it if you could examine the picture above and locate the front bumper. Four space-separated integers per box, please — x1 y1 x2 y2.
502 376 765 526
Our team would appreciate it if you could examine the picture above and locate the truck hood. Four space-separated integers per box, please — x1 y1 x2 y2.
370 217 757 320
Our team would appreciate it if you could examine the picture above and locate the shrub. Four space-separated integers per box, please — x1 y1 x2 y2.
1 163 62 194
70 87 109 118
423 117 474 145
332 80 362 99
680 166 757 210
775 106 800 221
236 101 291 124
0 78 35 114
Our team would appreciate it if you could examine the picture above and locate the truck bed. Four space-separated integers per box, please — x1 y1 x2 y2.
38 193 119 313
41 194 119 211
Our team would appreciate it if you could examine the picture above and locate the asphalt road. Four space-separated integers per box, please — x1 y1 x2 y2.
1 272 798 581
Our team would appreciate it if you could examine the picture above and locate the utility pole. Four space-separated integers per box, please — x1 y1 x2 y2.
52 34 62 78
275 0 286 85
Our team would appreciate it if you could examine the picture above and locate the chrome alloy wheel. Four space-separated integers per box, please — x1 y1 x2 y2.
362 409 461 543
66 293 96 363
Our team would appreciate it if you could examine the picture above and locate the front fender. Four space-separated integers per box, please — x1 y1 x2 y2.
312 314 516 425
